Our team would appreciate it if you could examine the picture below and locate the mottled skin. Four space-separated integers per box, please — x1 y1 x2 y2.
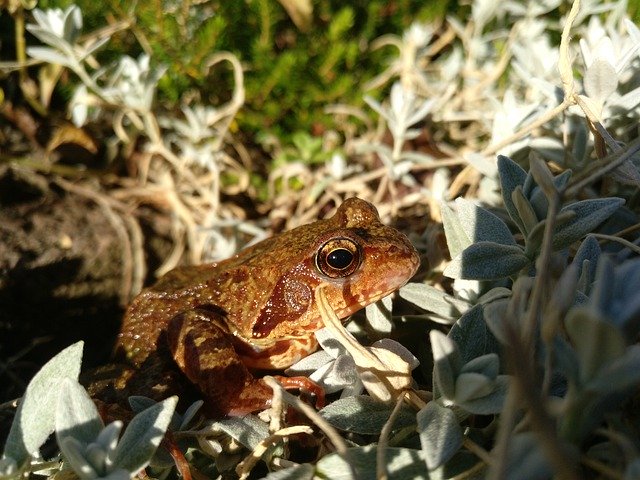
114 198 419 416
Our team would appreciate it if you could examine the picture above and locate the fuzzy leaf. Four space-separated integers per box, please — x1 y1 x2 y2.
565 307 626 383
440 201 471 259
449 305 501 364
316 446 427 479
444 242 529 280
573 235 600 294
454 373 495 403
452 198 517 246
399 282 469 320
584 58 618 104
497 155 528 232
457 375 509 414
365 295 393 333
501 433 553 480
417 402 463 470
430 331 462 399
553 198 624 250
110 396 177 474
211 415 270 450
55 378 103 447
319 396 416 435
3 342 83 464
461 353 499 379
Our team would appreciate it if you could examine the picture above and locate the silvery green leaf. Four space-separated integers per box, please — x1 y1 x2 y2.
588 345 640 394
315 327 348 358
454 373 495 403
111 396 177 474
565 307 626 383
573 235 600 294
286 350 334 375
417 402 462 470
528 156 557 204
319 396 416 435
316 446 427 480
55 378 103 446
178 400 203 430
461 353 499 379
365 295 393 333
512 186 539 234
4 342 83 464
497 155 528 232
59 437 98 479
128 396 157 414
457 375 509 414
62 5 82 42
444 242 529 280
449 305 501 364
453 198 517 246
440 201 471 259
263 463 315 480
430 330 462 399
553 198 624 250
25 26 71 51
483 298 511 345
311 354 358 394
592 258 640 335
211 415 270 450
572 123 589 164
26 46 73 66
554 336 580 385
499 432 553 480
399 282 469 320
584 58 618 104
528 170 572 220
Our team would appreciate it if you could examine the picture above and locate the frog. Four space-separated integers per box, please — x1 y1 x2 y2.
112 198 419 417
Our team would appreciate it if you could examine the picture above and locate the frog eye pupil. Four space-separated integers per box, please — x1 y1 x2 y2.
327 248 354 270
316 237 361 278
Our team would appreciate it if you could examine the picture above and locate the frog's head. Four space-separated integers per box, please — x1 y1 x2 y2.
248 198 420 342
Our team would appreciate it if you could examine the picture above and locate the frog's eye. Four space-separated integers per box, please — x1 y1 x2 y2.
316 238 361 278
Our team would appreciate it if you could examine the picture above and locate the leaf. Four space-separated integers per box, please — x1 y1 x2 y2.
110 396 177 474
553 198 624 250
263 463 315 480
501 433 553 480
316 446 427 480
444 242 530 280
457 375 509 414
565 307 626 383
3 342 83 464
417 402 463 470
584 58 618 104
497 155 528 233
449 305 501 364
319 396 416 435
365 295 393 333
460 353 499 379
399 282 469 320
440 201 471 259
430 331 462 400
573 235 600 294
453 198 517 246
454 373 495 403
588 345 640 394
55 378 103 446
211 415 270 450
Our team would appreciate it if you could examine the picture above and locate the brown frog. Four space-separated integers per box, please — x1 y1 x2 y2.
113 198 419 416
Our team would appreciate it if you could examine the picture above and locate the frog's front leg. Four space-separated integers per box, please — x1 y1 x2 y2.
166 308 275 416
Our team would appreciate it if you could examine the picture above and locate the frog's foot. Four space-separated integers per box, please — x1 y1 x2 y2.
167 308 275 417
273 375 325 409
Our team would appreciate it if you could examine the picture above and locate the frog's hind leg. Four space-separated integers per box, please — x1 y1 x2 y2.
167 308 274 417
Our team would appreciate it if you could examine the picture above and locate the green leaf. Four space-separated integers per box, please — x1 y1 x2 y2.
365 295 393 333
319 396 416 435
452 198 517 246
111 396 177 474
3 342 83 464
399 282 469 321
501 433 553 480
497 155 528 233
461 353 499 379
316 446 427 480
584 58 618 103
55 379 103 447
457 376 509 415
211 415 270 450
449 305 501 364
444 242 529 280
565 307 626 383
417 402 463 470
573 235 601 294
440 201 471 259
553 198 624 250
454 373 495 403
430 331 462 400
